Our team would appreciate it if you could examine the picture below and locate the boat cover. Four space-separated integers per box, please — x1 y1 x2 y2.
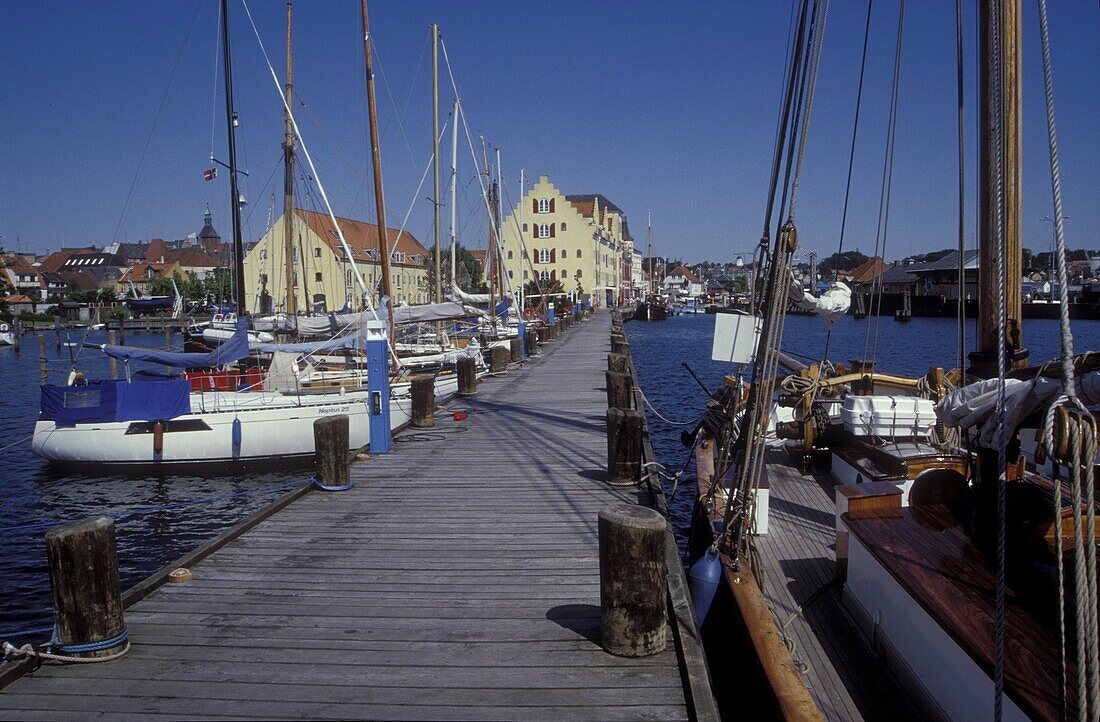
936 370 1100 449
40 378 192 427
104 319 249 368
252 301 466 336
788 274 851 328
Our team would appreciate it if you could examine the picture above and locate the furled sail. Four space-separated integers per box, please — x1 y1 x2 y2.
104 319 249 368
787 274 851 328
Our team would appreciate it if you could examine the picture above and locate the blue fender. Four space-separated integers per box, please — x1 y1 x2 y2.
687 547 722 626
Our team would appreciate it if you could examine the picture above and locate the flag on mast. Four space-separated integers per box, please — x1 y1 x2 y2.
203 168 217 181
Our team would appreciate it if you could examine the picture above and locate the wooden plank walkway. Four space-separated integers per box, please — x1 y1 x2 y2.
759 452 923 720
2 313 704 721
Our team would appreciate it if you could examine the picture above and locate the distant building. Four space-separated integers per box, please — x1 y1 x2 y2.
243 208 429 314
119 261 183 296
498 176 627 308
2 254 46 301
662 265 704 299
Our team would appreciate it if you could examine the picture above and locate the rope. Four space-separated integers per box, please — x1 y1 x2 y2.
787 0 829 218
3 626 130 665
1036 0 1098 715
310 476 353 492
635 385 705 427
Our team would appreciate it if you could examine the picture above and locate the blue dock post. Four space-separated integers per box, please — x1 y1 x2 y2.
365 320 392 454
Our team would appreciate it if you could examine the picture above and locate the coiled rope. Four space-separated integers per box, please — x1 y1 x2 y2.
3 625 131 665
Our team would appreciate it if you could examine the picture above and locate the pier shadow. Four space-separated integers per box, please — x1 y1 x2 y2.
769 495 836 529
546 604 602 645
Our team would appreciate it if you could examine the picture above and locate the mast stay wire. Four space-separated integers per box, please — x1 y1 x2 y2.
954 0 967 376
820 0 873 369
111 2 204 247
861 0 906 372
371 33 431 173
1036 0 1098 716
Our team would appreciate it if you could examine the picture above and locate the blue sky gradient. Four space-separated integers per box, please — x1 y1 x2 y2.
1 1 1097 262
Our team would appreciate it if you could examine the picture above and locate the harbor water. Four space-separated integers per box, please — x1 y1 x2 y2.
628 312 1099 553
0 328 303 642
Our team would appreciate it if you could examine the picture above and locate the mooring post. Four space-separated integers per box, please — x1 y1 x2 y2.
537 327 547 346
606 371 633 410
457 356 477 397
164 325 172 349
54 316 61 350
118 318 126 346
45 516 127 659
490 345 509 374
606 408 643 485
38 335 48 385
313 414 350 488
608 353 630 375
612 339 630 357
410 375 436 428
509 337 523 363
524 329 539 357
12 318 20 353
598 505 668 657
107 330 118 380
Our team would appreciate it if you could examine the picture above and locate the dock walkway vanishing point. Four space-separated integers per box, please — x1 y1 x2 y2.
2 312 713 721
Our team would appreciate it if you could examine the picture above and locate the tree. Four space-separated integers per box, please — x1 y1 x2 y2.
523 278 564 298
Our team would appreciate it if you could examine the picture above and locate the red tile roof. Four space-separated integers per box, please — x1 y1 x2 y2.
295 209 427 266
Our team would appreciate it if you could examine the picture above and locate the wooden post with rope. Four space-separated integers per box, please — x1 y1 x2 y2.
456 356 476 397
45 516 127 659
608 353 630 375
410 375 436 428
606 371 633 410
38 335 48 385
598 505 667 656
606 408 643 485
313 415 350 488
509 338 523 363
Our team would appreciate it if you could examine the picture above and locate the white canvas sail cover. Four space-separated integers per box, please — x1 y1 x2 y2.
787 274 851 328
936 370 1100 450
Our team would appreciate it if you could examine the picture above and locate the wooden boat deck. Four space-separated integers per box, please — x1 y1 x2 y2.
759 452 924 720
1 313 711 721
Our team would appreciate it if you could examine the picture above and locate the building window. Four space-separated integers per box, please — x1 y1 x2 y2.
538 224 550 239
522 223 527 232
508 270 513 279
315 272 322 283
346 269 352 286
523 270 529 279
561 269 567 279
260 249 267 260
292 271 298 287
561 223 567 231
576 269 582 277
314 247 322 258
538 198 550 213
292 247 299 262
538 248 550 264
561 249 568 258
396 274 402 288
507 250 513 260
576 249 582 258
539 270 550 281
260 273 268 284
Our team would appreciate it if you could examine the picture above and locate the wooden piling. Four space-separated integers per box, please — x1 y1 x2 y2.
164 325 172 349
410 375 436 428
12 318 20 352
606 408 643 485
509 337 523 363
606 371 633 410
612 339 630 357
44 516 127 659
38 335 48 385
107 330 118 380
313 414 350 488
490 345 509 374
118 318 126 346
598 505 668 657
457 356 477 397
524 329 539 357
608 353 630 375
54 317 61 350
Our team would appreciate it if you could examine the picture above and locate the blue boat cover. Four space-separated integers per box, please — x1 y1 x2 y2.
494 297 511 317
104 318 249 368
125 296 176 310
41 379 191 427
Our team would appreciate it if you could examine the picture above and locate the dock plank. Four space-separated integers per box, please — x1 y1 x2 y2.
1 313 703 720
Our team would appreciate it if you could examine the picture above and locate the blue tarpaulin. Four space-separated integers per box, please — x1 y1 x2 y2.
104 318 249 368
41 379 191 427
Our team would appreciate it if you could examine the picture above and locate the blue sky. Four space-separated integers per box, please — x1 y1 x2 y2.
1 1 1097 263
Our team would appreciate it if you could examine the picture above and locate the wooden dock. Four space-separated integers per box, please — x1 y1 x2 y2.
1 312 715 721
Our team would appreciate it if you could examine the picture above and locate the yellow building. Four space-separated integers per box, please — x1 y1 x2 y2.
499 176 627 308
243 208 430 313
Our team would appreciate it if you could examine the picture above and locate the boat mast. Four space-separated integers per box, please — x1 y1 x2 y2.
483 140 495 335
496 148 505 300
282 2 297 317
431 24 441 306
974 0 1026 373
449 99 458 297
221 0 247 316
360 0 394 340
646 212 653 296
519 168 525 313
